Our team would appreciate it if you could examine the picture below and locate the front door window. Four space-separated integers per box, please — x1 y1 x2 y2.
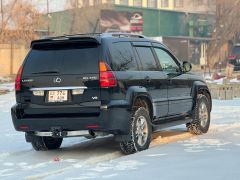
154 48 180 73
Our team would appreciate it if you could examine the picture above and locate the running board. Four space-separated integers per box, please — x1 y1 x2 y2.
152 118 192 132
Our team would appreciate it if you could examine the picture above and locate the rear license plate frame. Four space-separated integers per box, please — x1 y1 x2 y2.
47 90 68 103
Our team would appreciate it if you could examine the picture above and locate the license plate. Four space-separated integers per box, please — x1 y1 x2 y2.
48 90 68 102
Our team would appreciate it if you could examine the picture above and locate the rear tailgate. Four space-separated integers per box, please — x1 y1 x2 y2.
20 40 101 117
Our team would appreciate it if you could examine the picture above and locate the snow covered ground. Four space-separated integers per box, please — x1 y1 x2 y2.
0 83 240 179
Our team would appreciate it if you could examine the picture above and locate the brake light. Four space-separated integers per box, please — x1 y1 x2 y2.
19 125 29 130
99 61 117 88
86 124 99 129
15 65 23 91
228 55 237 60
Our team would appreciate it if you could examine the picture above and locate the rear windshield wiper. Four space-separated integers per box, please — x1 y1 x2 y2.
32 70 60 74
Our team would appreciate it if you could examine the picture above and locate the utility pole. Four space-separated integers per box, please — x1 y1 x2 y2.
1 0 3 30
47 0 50 35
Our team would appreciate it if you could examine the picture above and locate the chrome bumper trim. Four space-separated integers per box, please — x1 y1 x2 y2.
34 130 90 137
30 86 87 91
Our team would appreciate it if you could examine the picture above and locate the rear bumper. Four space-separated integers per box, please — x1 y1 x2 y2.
11 103 131 135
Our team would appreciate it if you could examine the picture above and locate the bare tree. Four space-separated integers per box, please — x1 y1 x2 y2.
0 0 44 44
207 0 240 68
65 0 113 34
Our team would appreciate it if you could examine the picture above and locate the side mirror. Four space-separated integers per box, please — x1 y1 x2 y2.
182 61 192 73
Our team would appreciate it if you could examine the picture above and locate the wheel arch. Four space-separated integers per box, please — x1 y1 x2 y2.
192 81 212 111
126 86 154 120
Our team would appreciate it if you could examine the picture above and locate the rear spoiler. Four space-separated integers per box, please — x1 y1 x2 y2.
31 35 101 49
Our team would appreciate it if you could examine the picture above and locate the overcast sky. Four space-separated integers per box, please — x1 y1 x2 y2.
32 0 66 12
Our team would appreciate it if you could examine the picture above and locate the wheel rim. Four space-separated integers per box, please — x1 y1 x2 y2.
135 116 148 146
199 102 208 127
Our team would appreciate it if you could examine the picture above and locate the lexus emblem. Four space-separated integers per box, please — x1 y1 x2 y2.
53 77 62 83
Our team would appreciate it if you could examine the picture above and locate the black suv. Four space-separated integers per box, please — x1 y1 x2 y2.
11 33 212 154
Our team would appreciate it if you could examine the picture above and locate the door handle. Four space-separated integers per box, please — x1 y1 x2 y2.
168 78 173 84
145 76 151 83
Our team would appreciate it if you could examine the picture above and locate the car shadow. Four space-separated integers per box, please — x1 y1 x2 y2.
151 128 193 147
56 128 192 154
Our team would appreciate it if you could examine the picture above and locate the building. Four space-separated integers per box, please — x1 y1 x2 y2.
46 2 216 65
66 0 216 13
0 0 218 76
114 5 215 65
46 4 215 66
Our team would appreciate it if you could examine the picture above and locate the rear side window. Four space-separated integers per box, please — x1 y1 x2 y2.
135 46 158 71
110 42 138 71
23 44 99 76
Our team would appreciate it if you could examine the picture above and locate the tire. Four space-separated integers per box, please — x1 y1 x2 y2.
187 94 211 135
120 107 152 155
31 136 63 151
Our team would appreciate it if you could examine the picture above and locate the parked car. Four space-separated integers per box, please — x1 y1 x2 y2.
11 33 212 154
228 44 240 71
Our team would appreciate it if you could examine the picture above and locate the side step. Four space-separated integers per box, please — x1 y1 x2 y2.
152 118 192 132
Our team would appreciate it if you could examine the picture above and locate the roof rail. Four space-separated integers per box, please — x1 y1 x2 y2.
41 33 102 40
64 33 102 38
106 33 145 38
40 32 146 41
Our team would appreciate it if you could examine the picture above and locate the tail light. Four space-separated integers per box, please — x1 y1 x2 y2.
228 55 237 60
99 61 117 88
15 65 23 91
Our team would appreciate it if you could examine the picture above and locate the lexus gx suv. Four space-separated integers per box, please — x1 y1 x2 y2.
11 33 212 154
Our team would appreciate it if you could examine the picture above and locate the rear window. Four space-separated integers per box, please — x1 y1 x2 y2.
23 43 99 76
135 46 158 71
109 42 138 71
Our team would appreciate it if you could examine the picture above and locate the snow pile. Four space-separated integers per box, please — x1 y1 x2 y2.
230 78 240 83
0 83 14 91
205 78 224 84
0 83 14 95
204 74 240 85
0 77 12 83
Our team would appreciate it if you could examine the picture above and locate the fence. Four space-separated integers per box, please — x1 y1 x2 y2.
0 44 29 76
208 83 240 100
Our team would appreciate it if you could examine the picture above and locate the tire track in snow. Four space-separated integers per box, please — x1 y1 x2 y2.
24 129 194 179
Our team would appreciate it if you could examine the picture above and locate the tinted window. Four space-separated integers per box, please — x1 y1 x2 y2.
110 42 138 71
23 46 99 76
135 46 158 71
154 48 179 72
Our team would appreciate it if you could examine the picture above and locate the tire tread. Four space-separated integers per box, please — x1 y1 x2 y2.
187 94 210 135
120 107 151 154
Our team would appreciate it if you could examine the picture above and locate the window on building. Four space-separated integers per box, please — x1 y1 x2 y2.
174 0 183 8
161 0 169 8
135 47 158 71
110 42 139 71
147 0 158 8
195 0 204 6
207 0 216 6
83 0 90 6
119 0 128 5
94 0 102 5
72 0 89 7
133 0 142 7
105 0 115 4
